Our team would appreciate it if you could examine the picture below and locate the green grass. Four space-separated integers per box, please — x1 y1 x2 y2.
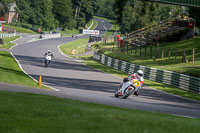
0 91 199 133
4 25 37 34
0 50 47 89
60 29 80 37
60 38 89 55
89 19 98 30
98 36 200 77
87 19 93 28
0 36 20 49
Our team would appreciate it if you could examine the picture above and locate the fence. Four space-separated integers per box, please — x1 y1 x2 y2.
0 33 16 38
93 52 200 94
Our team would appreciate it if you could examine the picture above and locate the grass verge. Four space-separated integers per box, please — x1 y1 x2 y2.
0 91 199 133
0 36 20 49
89 19 98 30
60 38 89 55
0 50 47 89
60 29 80 37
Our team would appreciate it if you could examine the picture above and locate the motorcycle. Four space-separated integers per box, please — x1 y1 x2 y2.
44 55 52 67
114 77 141 99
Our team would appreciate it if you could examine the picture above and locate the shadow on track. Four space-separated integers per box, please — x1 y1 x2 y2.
14 54 103 72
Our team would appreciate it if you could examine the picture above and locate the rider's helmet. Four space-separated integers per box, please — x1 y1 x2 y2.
137 70 144 77
48 50 51 53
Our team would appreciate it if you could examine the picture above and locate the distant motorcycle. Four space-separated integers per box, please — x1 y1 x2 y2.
44 55 52 67
114 77 141 99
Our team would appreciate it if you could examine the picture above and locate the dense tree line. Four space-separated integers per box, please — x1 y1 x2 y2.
1 0 199 32
114 0 186 33
9 0 97 30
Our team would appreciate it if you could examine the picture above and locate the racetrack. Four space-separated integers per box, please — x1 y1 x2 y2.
2 20 200 118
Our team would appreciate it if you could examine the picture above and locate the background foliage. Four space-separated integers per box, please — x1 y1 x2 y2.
1 0 199 32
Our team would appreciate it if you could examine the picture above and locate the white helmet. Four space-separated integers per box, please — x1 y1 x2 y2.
137 70 144 77
48 50 51 53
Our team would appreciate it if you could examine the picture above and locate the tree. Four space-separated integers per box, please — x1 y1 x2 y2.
16 0 55 30
114 0 185 33
72 0 95 28
0 0 14 17
189 8 200 28
53 0 74 30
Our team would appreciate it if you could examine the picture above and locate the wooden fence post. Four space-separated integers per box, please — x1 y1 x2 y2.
182 49 188 63
168 48 171 61
140 46 142 56
192 48 195 64
162 49 164 59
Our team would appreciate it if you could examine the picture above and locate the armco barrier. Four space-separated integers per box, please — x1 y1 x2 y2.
93 52 200 93
0 33 16 38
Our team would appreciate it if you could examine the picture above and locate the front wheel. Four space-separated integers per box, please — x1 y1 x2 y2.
45 60 48 67
122 87 134 99
114 90 119 97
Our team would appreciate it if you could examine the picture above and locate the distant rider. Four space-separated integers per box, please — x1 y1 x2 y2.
44 50 54 64
122 70 144 96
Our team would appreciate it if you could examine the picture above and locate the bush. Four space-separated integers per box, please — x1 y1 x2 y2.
21 23 32 29
15 23 32 30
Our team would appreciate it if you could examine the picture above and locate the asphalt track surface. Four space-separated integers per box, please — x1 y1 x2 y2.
1 20 200 118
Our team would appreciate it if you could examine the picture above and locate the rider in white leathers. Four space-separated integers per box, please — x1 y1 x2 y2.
123 70 144 96
44 50 54 64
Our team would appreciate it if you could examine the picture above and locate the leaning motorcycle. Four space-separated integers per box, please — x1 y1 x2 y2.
114 77 141 99
44 55 52 67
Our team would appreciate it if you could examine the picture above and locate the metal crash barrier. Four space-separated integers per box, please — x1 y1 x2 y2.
93 52 200 93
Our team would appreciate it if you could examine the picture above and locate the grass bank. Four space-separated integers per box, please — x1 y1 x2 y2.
60 38 200 101
60 29 80 37
0 50 47 89
60 38 89 55
0 91 199 133
0 36 20 49
4 25 37 34
97 36 200 77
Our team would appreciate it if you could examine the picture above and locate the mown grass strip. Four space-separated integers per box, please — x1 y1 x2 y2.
0 36 20 49
0 91 199 133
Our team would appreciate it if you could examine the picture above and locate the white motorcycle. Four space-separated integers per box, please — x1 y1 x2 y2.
44 55 52 67
114 77 141 99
